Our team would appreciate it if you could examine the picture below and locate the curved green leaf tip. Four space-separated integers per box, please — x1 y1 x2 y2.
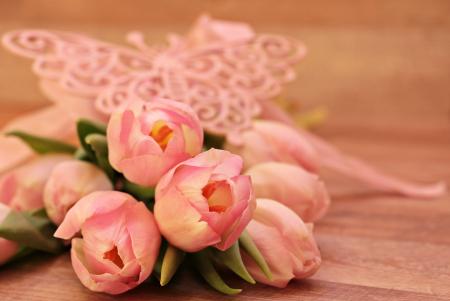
239 230 272 281
85 134 115 180
160 245 185 286
192 249 242 295
213 242 255 284
76 118 107 160
0 209 62 253
7 131 77 154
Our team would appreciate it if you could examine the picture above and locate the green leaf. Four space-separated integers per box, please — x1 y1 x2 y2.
191 249 242 295
0 209 62 253
85 134 115 181
74 147 90 161
121 179 155 201
212 242 255 284
239 230 272 281
152 241 167 281
76 119 107 160
7 131 77 154
160 244 185 286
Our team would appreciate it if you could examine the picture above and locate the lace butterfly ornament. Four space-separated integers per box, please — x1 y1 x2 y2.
3 14 445 199
2 14 305 144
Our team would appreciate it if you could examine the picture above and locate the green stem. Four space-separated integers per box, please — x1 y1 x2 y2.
191 249 242 295
239 230 272 281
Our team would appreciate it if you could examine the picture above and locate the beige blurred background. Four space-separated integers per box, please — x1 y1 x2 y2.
0 0 449 135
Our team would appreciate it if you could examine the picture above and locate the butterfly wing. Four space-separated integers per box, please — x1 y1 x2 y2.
2 30 160 119
2 28 306 142
166 33 306 143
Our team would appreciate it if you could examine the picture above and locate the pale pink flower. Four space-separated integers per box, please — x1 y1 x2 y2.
154 148 255 252
107 98 203 186
0 154 71 211
54 191 161 295
224 120 320 172
243 198 321 288
258 100 447 199
0 154 69 265
44 160 113 225
246 162 330 222
0 203 20 265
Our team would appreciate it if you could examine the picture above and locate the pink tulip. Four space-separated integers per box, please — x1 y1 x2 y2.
154 148 255 252
0 203 20 265
242 198 321 288
0 154 71 211
44 160 113 225
258 100 446 199
0 154 69 265
107 98 203 186
224 120 320 172
246 162 330 222
54 191 161 294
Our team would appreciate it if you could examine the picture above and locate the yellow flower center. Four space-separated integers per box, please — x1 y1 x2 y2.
202 181 232 213
150 120 174 151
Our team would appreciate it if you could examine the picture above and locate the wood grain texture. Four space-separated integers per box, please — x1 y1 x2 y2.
0 1 449 300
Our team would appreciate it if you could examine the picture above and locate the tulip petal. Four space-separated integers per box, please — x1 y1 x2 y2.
155 189 221 252
247 162 330 222
125 202 161 282
243 221 295 288
71 238 133 295
54 191 130 240
0 237 19 265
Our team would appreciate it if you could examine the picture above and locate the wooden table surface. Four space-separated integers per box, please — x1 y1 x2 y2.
0 1 449 300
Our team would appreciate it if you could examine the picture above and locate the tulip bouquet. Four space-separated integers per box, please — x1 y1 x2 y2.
0 98 325 294
0 14 445 296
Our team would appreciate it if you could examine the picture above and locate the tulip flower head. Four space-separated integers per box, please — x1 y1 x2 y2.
246 162 330 222
224 120 320 171
154 148 255 252
107 98 204 186
55 191 161 294
242 198 321 288
44 160 113 225
0 154 71 211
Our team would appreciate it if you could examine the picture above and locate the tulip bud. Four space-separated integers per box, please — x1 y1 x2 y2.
0 154 71 211
246 162 330 222
224 120 320 171
55 191 161 294
242 198 321 288
44 160 113 225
